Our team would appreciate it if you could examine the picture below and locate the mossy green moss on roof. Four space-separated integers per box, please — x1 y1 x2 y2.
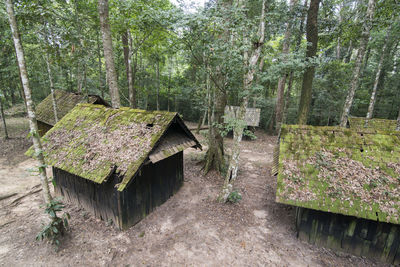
276 124 400 225
29 104 190 191
36 90 108 126
348 117 397 131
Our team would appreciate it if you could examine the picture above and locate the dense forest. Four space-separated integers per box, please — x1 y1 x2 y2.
1 0 399 126
2 0 400 201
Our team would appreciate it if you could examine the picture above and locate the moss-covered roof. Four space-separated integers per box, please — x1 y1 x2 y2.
36 90 109 126
276 124 400 224
28 104 199 191
348 117 397 131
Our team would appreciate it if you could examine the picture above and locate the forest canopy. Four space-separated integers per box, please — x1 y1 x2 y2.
0 0 398 129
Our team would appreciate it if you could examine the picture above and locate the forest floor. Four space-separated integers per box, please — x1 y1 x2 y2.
0 118 383 266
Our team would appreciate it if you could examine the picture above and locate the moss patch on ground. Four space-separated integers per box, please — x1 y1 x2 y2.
276 124 400 225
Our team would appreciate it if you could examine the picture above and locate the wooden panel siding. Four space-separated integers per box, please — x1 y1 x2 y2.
296 207 400 264
120 152 183 229
53 167 121 226
53 151 184 230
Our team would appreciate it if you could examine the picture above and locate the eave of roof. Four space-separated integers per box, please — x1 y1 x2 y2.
28 104 200 191
36 90 107 126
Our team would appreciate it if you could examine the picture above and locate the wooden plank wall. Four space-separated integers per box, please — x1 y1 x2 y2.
296 207 400 264
53 167 120 227
37 121 52 137
120 152 184 229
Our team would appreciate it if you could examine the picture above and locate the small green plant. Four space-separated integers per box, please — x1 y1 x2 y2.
369 180 378 189
36 198 70 249
227 190 242 203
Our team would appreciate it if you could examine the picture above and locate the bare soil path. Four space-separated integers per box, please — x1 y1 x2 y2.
0 122 382 266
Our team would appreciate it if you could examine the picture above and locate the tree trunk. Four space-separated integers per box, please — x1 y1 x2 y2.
284 0 308 124
0 95 8 139
156 59 160 111
6 0 52 204
365 22 393 125
122 31 136 108
97 30 104 98
274 0 298 133
219 0 266 202
344 40 353 63
204 84 226 174
397 105 400 131
336 3 343 60
340 0 376 127
45 53 58 123
297 0 320 125
98 0 120 108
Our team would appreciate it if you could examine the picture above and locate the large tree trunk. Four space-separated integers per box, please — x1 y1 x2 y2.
365 22 393 124
274 0 298 133
340 0 376 127
45 53 58 123
297 0 320 125
6 0 52 204
204 84 226 174
98 0 120 108
219 0 266 202
0 95 8 139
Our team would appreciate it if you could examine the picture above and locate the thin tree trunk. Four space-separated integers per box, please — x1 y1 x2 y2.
340 0 376 127
6 0 52 204
344 40 353 63
219 0 266 202
336 3 343 60
98 0 120 108
156 59 160 111
0 95 8 139
122 31 136 108
397 105 400 131
365 22 393 125
275 0 297 133
284 0 308 124
297 0 320 125
97 30 104 98
45 53 58 123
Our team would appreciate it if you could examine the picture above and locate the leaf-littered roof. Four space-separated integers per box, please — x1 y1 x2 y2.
29 104 199 191
348 117 397 131
276 124 400 224
36 90 109 126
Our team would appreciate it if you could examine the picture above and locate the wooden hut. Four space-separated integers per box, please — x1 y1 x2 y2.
275 125 400 264
348 116 397 131
28 104 201 230
35 90 109 136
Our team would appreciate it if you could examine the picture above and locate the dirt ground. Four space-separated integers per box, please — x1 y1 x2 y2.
0 119 383 266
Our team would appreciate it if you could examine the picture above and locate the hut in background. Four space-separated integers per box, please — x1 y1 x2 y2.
275 124 400 264
36 90 109 136
28 104 201 230
224 106 261 127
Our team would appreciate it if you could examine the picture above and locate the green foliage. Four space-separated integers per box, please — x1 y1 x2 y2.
36 198 70 250
227 190 242 203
